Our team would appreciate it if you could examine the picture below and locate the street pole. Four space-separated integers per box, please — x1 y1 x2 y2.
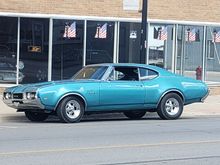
140 0 148 64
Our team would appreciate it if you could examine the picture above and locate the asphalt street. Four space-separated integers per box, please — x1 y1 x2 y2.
0 114 220 165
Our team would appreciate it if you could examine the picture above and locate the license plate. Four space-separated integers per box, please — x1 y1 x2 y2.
13 102 20 106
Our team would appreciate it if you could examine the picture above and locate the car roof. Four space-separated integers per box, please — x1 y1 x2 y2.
86 63 174 76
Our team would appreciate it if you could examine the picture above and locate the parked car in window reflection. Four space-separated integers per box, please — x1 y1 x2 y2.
0 59 24 83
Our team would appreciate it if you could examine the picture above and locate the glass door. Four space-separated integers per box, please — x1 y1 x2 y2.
20 18 49 83
148 24 173 70
52 19 84 80
176 25 204 80
86 21 114 65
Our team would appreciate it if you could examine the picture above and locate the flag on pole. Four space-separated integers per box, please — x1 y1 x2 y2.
99 23 107 38
63 22 76 38
94 23 107 39
153 27 168 40
185 28 196 42
212 30 220 43
158 27 168 40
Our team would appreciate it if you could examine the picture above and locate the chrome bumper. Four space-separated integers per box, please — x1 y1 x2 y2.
3 98 45 110
201 89 210 102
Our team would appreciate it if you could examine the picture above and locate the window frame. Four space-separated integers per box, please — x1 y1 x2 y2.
207 40 215 60
138 67 159 81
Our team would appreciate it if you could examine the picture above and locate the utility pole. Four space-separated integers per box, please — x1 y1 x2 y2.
140 0 148 64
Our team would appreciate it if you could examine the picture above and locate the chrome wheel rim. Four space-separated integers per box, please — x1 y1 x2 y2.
165 98 180 116
65 100 81 119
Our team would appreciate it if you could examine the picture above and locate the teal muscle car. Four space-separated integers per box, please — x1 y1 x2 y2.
3 63 209 123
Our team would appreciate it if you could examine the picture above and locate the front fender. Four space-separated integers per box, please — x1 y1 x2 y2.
37 83 100 110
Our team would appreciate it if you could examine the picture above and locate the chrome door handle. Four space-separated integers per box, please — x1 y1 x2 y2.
136 85 143 87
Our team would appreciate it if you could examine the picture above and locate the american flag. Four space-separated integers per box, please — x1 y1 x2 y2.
212 30 220 43
186 28 196 42
63 22 76 38
94 23 107 39
158 27 168 40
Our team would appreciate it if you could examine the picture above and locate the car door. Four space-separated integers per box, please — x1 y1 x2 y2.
99 66 145 107
139 67 160 106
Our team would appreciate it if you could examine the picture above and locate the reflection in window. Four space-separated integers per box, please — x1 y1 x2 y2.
207 40 214 59
139 68 158 80
148 24 173 70
86 21 114 65
206 26 220 82
109 67 139 81
176 25 203 79
0 17 18 84
52 20 84 80
119 22 141 63
73 66 108 80
20 18 49 83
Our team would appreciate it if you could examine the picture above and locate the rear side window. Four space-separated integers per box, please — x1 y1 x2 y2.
139 68 158 80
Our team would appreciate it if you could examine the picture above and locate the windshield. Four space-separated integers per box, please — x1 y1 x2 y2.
73 66 108 80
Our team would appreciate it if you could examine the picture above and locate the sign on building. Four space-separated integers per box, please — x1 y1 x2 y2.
123 0 140 11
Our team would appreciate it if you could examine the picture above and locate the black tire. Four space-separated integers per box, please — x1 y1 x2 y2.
123 111 146 120
157 93 183 120
25 111 49 122
57 96 85 123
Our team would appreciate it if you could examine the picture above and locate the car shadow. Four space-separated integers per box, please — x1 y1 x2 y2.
1 112 196 124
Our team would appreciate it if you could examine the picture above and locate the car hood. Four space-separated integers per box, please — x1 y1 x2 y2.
5 79 100 93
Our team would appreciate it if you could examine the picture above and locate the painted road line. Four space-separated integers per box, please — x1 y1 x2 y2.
0 140 220 156
0 126 18 129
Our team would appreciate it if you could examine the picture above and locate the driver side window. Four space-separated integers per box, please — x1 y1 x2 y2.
108 67 139 81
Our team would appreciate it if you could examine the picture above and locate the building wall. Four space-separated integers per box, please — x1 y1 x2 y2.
1 0 220 23
0 0 141 18
149 0 220 23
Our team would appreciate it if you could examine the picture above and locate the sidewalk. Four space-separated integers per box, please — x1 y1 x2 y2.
184 95 220 116
0 95 220 123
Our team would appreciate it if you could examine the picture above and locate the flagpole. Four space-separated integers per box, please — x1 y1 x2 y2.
140 0 148 64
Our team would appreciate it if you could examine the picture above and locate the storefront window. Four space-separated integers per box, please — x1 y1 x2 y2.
205 26 220 83
52 19 84 80
0 17 18 84
86 21 114 65
119 22 141 63
176 25 204 80
148 24 173 69
20 18 49 83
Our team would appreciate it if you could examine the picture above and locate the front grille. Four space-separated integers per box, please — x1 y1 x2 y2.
13 93 23 99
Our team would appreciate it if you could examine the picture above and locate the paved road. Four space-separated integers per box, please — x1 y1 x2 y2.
0 114 220 165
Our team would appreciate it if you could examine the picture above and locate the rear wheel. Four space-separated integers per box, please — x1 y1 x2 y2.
57 96 85 123
25 111 49 122
123 111 146 120
157 93 183 120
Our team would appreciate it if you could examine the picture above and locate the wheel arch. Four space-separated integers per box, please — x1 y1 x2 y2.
54 93 87 111
156 89 185 108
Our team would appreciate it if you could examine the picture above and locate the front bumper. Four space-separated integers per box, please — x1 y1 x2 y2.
3 97 45 110
201 89 210 102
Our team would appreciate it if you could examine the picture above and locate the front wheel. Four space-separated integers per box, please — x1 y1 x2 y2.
57 96 85 123
123 111 146 120
25 111 49 122
157 93 183 120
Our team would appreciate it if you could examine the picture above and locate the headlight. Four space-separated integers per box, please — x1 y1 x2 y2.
4 92 12 99
26 92 37 100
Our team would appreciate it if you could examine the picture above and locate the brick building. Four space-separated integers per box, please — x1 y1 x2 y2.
0 0 220 85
